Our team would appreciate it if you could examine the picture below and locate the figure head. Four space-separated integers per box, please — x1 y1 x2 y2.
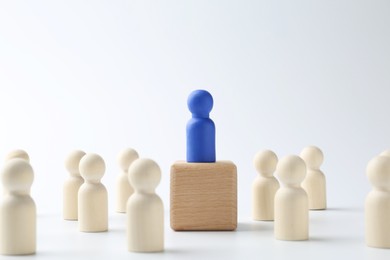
187 89 213 117
5 149 30 163
366 155 390 190
300 146 323 169
128 158 161 193
117 148 139 172
79 153 105 183
2 158 34 193
253 150 278 177
65 150 86 177
276 155 306 186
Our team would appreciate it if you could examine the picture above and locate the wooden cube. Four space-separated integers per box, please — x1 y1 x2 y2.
170 161 237 231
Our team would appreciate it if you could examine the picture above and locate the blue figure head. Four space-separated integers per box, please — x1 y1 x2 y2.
187 90 213 118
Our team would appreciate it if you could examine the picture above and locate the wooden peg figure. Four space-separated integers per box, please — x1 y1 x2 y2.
186 89 216 162
365 155 390 248
0 159 36 255
274 155 308 241
300 146 327 210
127 158 164 252
116 148 139 213
5 149 30 162
252 150 279 221
78 153 108 232
170 89 237 231
63 150 86 220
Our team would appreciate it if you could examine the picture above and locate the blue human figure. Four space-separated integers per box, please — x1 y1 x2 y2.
186 90 216 163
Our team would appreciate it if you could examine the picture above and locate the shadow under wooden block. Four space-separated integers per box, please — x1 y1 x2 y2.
170 161 237 231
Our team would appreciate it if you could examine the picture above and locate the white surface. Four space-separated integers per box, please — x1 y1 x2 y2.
0 0 390 258
0 208 389 260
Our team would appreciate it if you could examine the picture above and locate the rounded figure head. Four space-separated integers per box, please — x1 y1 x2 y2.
276 155 306 186
253 150 278 177
5 149 30 162
2 158 34 193
187 89 213 117
117 148 139 172
366 155 390 190
380 150 390 158
300 146 324 169
65 150 86 177
128 158 161 193
79 153 105 183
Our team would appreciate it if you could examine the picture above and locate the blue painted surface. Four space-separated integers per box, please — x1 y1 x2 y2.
186 90 216 163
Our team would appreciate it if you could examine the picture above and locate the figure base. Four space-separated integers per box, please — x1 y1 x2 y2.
170 161 237 231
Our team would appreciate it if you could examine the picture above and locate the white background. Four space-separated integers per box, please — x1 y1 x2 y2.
0 0 390 259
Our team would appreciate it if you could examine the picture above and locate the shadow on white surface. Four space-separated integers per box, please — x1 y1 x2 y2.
236 221 273 232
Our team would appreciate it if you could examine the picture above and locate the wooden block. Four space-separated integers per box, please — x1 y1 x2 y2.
170 161 237 231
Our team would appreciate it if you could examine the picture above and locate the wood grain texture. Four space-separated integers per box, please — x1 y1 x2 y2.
170 161 237 231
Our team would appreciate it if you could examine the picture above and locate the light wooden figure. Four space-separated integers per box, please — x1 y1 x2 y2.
116 148 139 213
78 153 108 232
0 159 36 255
252 150 279 221
5 149 30 162
365 155 390 248
300 146 326 210
170 161 237 231
63 150 86 220
127 158 164 252
274 155 308 241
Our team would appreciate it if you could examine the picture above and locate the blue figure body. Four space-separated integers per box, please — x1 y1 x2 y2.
186 90 216 163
